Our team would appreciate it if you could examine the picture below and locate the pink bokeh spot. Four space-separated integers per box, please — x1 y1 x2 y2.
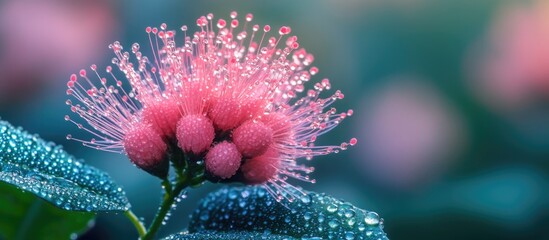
0 0 116 104
354 80 463 190
472 0 549 112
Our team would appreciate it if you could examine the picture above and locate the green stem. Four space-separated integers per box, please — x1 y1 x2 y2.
161 179 173 196
139 143 201 239
124 210 146 238
142 178 189 240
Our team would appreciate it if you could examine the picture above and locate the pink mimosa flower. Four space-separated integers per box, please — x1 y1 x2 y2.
66 12 356 201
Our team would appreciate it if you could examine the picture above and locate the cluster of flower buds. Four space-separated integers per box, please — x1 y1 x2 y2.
65 12 355 200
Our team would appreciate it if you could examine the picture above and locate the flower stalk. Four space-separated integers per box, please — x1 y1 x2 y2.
137 144 205 240
124 210 147 239
142 177 189 240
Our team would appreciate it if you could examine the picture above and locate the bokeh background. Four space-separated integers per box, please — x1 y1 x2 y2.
1 0 548 239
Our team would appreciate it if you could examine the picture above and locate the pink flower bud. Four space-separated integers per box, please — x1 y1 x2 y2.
205 141 242 179
241 147 280 184
208 97 243 131
123 124 168 178
142 99 181 139
176 114 215 154
233 120 273 158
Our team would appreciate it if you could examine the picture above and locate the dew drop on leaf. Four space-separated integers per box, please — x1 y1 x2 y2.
0 120 130 212
187 186 388 239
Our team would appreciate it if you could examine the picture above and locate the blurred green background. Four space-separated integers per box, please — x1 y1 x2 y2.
1 0 548 239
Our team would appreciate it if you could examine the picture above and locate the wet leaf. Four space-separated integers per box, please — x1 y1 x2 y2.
164 230 294 240
0 181 95 240
0 120 130 212
188 186 389 239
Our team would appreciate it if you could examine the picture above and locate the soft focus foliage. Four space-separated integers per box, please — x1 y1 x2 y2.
0 182 95 240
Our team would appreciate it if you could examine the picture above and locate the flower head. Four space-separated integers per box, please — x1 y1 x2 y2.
66 12 356 201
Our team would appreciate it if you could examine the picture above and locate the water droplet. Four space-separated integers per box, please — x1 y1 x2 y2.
364 212 380 226
328 219 339 228
318 214 325 223
200 212 209 221
345 231 355 240
0 120 130 212
131 43 140 53
284 216 291 223
347 217 356 226
230 11 237 19
344 209 355 218
300 194 312 204
349 138 358 146
279 26 291 35
327 204 338 213
228 189 238 199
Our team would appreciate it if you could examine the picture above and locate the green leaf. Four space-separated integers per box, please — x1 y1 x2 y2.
164 231 294 240
188 186 389 239
0 181 95 240
0 120 130 212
